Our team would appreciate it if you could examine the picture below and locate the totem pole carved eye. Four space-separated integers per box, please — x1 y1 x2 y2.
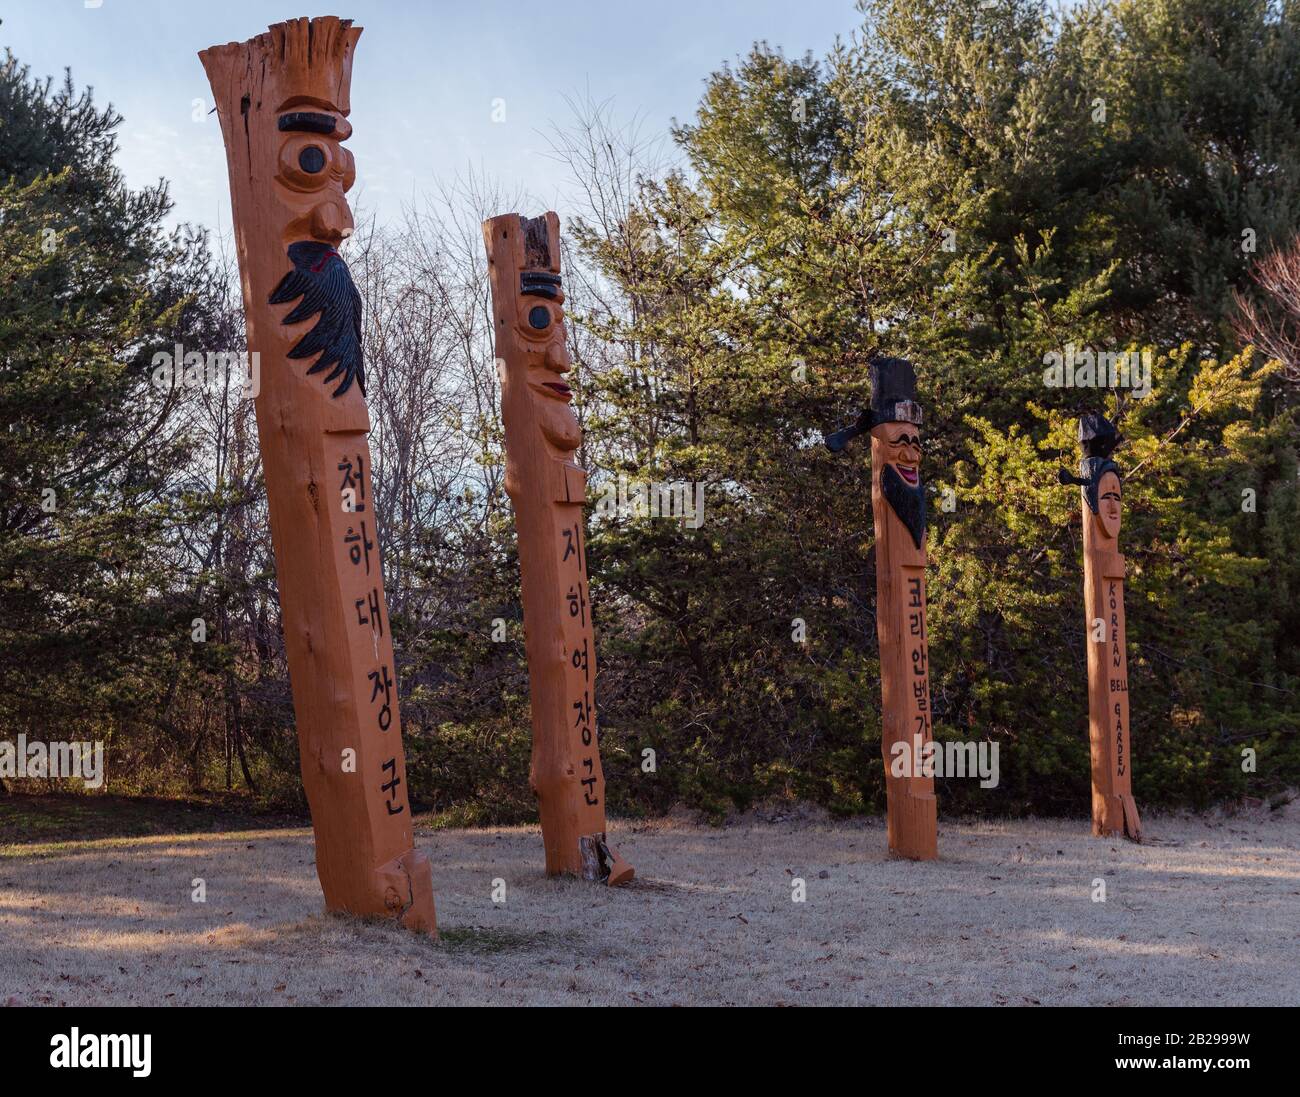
278 136 335 191
276 111 354 193
298 146 326 174
519 271 562 338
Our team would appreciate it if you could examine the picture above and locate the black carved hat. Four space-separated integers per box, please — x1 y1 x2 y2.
870 356 923 427
1056 412 1123 514
823 354 923 452
1079 412 1120 459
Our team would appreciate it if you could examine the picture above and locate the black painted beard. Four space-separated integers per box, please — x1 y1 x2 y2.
268 241 365 398
881 463 926 550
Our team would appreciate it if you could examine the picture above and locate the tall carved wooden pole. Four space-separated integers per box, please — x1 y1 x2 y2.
827 357 938 860
482 212 633 885
1059 414 1142 840
201 17 437 931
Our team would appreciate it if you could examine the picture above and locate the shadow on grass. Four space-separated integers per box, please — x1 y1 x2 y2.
0 792 307 850
434 926 555 954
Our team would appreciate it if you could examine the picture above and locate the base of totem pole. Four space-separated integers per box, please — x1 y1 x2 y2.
1093 794 1143 843
370 850 438 936
887 790 939 861
578 833 635 887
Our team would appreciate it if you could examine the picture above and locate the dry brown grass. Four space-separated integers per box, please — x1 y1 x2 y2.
3 806 1298 1006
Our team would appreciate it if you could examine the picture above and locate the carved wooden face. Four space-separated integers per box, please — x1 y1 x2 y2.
274 107 357 248
512 267 580 454
201 18 367 400
1096 470 1122 540
264 106 365 397
878 421 922 484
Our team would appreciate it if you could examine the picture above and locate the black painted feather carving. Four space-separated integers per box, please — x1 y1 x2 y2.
268 241 365 398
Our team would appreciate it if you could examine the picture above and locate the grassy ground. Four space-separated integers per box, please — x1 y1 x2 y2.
2 801 1297 1006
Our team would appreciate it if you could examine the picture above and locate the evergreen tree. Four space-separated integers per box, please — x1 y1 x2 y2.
571 0 1299 817
0 52 206 759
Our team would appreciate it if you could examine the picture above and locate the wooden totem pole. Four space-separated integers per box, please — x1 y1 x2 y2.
827 357 938 860
201 17 437 932
1058 414 1142 841
482 212 633 885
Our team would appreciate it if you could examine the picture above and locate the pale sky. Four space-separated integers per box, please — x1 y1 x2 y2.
2 0 855 233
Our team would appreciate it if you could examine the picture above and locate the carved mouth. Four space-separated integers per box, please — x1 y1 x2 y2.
896 464 918 485
537 380 572 402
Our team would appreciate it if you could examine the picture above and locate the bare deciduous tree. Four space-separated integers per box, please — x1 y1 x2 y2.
1233 234 1300 386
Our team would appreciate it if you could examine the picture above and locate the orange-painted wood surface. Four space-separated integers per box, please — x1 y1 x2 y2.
482 212 633 885
827 358 938 860
871 419 939 860
1059 414 1142 841
201 17 437 931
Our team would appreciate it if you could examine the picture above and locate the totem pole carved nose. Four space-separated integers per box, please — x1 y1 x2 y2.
545 341 570 372
311 200 353 244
